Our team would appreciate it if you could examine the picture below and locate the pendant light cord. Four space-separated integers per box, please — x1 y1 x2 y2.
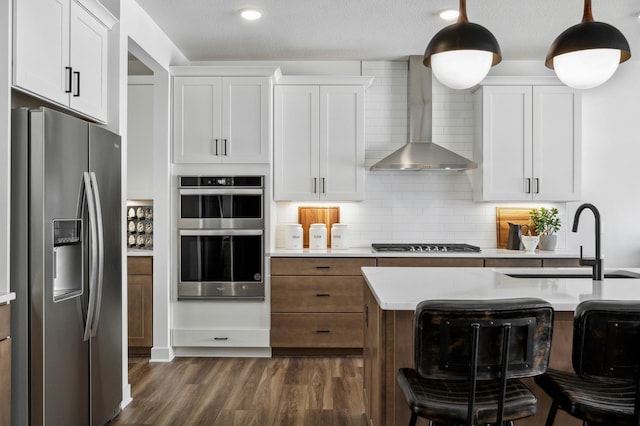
582 0 594 23
457 0 469 24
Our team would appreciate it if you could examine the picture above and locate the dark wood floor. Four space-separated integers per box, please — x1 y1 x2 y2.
110 356 367 426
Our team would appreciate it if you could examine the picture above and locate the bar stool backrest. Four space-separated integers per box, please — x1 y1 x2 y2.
415 298 554 380
573 300 640 382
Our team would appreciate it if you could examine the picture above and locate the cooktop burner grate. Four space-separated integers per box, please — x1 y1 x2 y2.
372 243 481 253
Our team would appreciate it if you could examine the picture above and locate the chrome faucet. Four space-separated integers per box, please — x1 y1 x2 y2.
572 203 603 281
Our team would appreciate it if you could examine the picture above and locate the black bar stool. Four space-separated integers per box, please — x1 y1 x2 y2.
397 298 554 426
535 300 640 426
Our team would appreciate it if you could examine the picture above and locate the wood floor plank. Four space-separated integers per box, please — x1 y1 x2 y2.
110 356 366 426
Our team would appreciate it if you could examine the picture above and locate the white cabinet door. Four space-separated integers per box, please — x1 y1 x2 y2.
173 76 270 164
173 76 223 163
533 86 581 201
13 0 110 122
68 1 109 121
224 77 270 163
13 0 70 106
274 85 320 200
475 86 533 201
320 85 365 201
473 84 581 202
274 84 366 201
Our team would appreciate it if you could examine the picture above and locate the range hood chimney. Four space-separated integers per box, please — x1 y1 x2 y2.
370 56 478 171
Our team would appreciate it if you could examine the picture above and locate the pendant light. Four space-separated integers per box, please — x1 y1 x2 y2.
546 0 630 89
424 0 501 90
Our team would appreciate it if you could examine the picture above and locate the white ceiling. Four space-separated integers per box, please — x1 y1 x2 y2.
134 0 639 63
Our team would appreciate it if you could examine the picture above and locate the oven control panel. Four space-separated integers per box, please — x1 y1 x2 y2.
180 176 263 188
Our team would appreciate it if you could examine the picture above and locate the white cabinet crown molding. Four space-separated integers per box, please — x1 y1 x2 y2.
474 75 563 89
170 66 282 81
76 0 117 29
277 75 374 88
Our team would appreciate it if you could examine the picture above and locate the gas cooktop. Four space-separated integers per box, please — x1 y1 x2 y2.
372 243 481 253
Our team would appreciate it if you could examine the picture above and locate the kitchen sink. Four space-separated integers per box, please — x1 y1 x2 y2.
504 270 640 279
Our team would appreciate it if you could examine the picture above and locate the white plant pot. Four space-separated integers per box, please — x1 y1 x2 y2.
539 234 557 251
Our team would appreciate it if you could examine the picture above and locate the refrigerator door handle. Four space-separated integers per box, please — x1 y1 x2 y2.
83 172 99 342
89 172 105 337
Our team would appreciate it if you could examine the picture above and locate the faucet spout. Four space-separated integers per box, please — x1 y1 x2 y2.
572 203 602 280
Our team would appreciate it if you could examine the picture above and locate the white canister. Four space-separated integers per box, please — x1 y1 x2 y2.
309 223 327 250
331 224 349 250
285 224 303 250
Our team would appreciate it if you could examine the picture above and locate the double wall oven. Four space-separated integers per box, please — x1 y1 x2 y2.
178 176 264 300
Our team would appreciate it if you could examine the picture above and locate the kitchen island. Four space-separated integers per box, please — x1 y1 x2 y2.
361 266 640 426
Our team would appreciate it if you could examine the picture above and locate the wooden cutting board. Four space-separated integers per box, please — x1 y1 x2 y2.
496 207 535 249
298 206 340 248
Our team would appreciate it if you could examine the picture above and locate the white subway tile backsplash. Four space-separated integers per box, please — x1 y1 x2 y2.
274 60 568 250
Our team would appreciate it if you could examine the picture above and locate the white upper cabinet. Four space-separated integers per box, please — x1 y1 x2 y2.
173 76 271 164
274 79 369 201
473 84 581 202
13 0 114 122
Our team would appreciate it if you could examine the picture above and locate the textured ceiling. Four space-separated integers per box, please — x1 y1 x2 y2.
134 0 639 63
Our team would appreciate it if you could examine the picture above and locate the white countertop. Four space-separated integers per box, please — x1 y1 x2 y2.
362 267 640 312
0 292 16 304
127 248 154 257
269 247 579 258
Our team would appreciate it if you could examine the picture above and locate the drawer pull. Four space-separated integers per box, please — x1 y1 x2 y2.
316 293 330 297
316 266 331 269
214 337 228 341
316 330 331 333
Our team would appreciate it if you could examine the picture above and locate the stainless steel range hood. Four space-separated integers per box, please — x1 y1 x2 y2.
370 56 477 171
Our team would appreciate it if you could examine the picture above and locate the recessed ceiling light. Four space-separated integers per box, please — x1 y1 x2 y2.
240 8 262 21
439 9 459 21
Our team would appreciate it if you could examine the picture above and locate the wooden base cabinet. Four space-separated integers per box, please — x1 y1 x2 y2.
271 257 376 354
127 257 153 355
0 303 11 426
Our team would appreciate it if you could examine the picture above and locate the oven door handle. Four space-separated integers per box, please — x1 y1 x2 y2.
179 229 263 237
179 188 263 196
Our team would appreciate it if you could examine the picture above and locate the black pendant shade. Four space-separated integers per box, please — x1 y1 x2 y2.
424 22 502 68
423 0 501 69
546 21 631 69
546 0 630 69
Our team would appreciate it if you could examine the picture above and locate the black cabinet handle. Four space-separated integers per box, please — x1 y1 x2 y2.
213 139 219 155
214 337 228 341
73 71 80 97
315 293 330 297
65 67 73 93
365 304 369 328
223 139 228 156
315 330 331 333
316 266 330 270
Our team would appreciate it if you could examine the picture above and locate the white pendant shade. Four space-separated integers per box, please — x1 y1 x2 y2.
553 48 621 89
430 50 493 90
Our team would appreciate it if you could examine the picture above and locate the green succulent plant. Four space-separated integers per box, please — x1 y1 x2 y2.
529 207 561 236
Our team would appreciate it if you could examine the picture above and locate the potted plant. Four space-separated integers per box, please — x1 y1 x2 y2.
529 207 561 251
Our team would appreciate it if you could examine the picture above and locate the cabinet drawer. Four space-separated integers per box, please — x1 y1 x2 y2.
128 256 153 275
172 328 269 348
0 304 9 340
272 276 364 313
271 257 376 276
271 313 363 348
485 258 543 268
376 257 484 267
542 258 582 267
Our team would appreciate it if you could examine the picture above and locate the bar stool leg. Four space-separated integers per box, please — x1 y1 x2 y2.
545 401 559 426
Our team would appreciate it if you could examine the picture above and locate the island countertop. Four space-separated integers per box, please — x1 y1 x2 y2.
361 267 640 311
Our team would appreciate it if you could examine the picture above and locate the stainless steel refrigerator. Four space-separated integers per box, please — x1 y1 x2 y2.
10 107 122 425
